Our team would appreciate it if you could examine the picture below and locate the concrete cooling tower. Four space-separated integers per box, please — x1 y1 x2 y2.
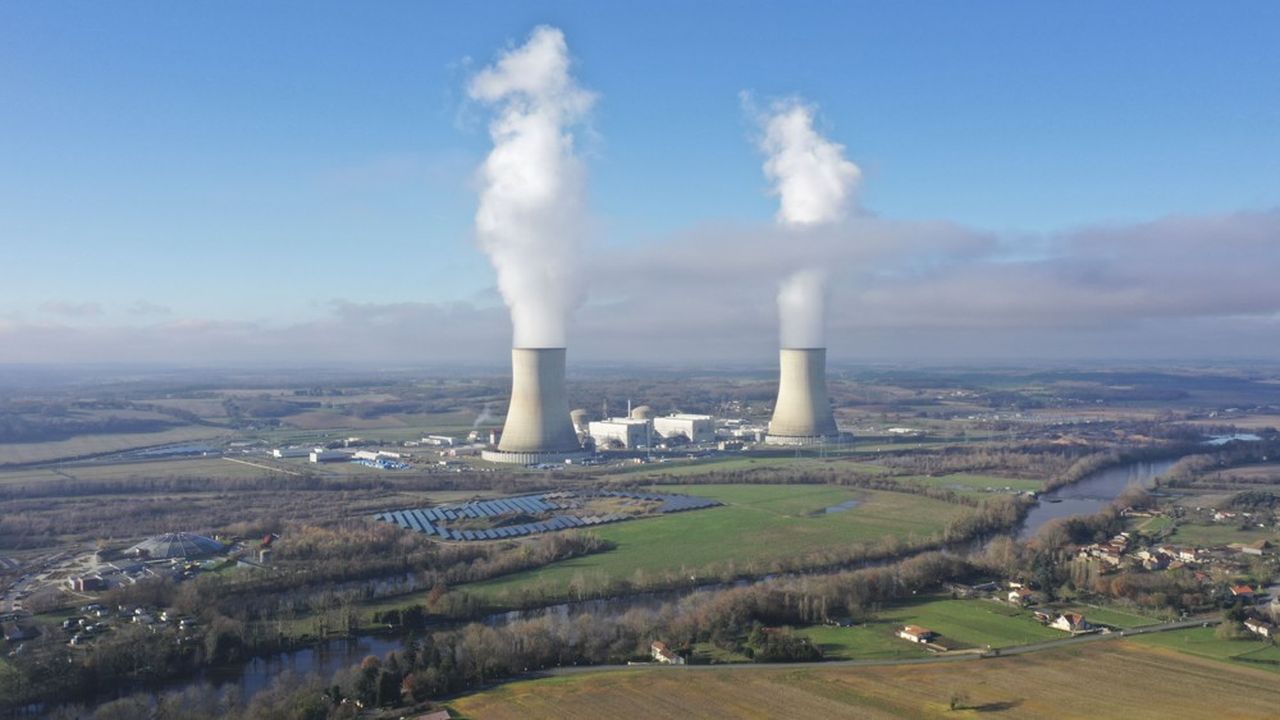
482 348 588 464
765 347 840 445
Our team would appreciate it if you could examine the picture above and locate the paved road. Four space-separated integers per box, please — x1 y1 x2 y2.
524 616 1221 680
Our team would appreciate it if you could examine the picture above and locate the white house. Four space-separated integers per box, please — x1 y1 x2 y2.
650 640 685 665
1244 618 1274 638
897 625 936 643
1051 612 1089 633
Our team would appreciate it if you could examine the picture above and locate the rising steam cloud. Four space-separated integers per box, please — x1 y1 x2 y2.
470 26 594 349
755 100 860 348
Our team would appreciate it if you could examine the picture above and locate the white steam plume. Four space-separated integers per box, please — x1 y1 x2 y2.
755 100 860 348
469 26 594 349
777 268 829 349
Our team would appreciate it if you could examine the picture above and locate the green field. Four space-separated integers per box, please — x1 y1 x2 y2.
460 485 968 607
796 623 933 660
873 596 1062 649
1167 522 1278 547
1062 605 1160 629
1134 515 1174 533
1134 626 1278 672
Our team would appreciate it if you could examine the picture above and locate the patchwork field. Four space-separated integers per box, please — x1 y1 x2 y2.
448 642 1280 719
460 485 968 606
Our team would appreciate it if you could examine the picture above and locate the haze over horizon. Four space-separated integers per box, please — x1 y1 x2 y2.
4 2 1279 365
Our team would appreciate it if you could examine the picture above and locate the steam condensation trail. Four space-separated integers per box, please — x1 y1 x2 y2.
757 100 860 348
470 26 594 349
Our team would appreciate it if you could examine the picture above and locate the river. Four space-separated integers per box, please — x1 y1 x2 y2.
1016 459 1177 540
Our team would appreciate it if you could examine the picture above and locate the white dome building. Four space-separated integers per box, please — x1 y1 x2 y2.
128 532 225 560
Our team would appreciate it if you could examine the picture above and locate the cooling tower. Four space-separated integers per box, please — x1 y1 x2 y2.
482 348 588 464
765 347 839 445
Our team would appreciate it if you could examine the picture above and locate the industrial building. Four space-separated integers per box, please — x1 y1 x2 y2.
482 348 588 464
352 450 403 461
127 532 225 560
309 448 350 463
766 348 840 445
653 413 715 443
271 447 310 459
589 417 652 449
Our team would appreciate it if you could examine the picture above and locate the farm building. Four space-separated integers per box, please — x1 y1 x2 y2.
897 625 936 643
1008 587 1035 606
1051 613 1090 633
1244 618 1274 638
651 641 685 665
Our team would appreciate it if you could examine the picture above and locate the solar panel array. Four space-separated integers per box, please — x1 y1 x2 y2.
374 490 720 541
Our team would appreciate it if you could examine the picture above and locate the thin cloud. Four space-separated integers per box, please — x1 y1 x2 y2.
39 300 102 318
128 300 172 316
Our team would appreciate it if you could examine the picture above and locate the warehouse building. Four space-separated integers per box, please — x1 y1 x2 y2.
653 414 715 443
588 417 652 449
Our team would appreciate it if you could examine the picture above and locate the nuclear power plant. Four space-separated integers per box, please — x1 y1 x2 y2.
765 347 840 445
482 348 588 464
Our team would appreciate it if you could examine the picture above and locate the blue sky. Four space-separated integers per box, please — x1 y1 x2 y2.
2 2 1279 363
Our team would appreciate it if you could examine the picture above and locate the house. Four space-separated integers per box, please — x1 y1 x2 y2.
1230 584 1255 600
1051 613 1089 633
650 640 685 665
1008 587 1035 606
897 625 936 643
1033 611 1053 624
1244 618 1275 638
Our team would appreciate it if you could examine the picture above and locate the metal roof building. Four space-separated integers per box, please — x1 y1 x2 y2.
128 532 225 560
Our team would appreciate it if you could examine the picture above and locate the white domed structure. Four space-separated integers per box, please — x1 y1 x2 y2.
128 532 225 560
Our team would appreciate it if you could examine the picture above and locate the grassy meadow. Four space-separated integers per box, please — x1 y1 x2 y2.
459 484 968 607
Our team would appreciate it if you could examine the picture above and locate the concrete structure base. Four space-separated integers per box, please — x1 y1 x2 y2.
481 449 592 465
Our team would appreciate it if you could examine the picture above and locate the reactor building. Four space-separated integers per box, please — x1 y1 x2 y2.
765 348 840 445
482 348 589 464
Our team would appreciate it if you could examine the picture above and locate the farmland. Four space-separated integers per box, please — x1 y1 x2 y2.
0 426 231 466
873 596 1061 648
1164 522 1278 548
460 485 969 606
1133 626 1280 673
448 642 1280 719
